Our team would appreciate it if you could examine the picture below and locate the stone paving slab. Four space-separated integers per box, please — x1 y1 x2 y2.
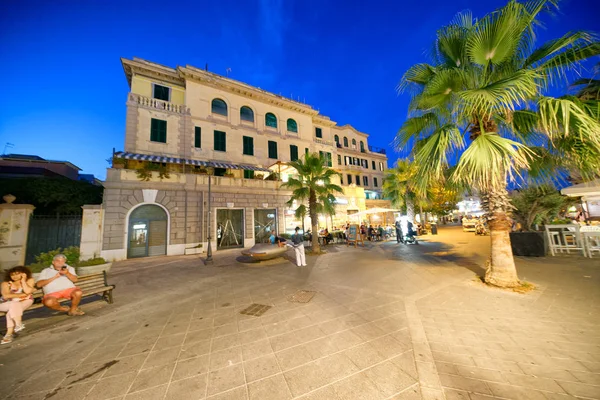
1 226 599 399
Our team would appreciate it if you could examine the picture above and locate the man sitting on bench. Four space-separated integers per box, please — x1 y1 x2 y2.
36 254 85 316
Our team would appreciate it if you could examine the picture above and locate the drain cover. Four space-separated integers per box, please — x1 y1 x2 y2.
240 303 272 317
288 290 317 303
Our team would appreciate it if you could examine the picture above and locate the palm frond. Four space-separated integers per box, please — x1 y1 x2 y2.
453 133 533 188
414 124 464 181
395 113 440 149
397 63 437 94
537 95 600 141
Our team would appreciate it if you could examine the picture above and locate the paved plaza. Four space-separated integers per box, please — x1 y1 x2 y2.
1 226 600 400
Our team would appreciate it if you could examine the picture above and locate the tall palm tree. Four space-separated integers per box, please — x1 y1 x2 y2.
282 152 343 253
397 0 600 287
382 160 420 222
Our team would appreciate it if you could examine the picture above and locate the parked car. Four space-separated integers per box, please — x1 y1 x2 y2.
462 217 477 232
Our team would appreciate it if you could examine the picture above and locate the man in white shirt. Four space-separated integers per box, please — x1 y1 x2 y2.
36 254 85 316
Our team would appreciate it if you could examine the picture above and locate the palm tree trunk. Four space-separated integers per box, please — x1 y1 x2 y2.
482 188 520 288
406 198 415 222
309 191 320 253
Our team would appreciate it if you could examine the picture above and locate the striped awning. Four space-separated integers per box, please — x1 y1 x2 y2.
114 152 271 172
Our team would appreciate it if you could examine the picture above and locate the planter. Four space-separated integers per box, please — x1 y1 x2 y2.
76 262 112 276
509 232 546 257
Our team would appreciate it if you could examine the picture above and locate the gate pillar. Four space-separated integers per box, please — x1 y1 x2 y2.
0 195 35 270
80 205 104 261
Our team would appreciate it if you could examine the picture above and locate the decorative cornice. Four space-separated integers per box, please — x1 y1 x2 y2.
121 58 184 88
178 66 319 116
333 124 369 137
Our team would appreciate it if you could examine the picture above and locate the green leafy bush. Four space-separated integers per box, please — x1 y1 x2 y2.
280 233 292 240
76 257 108 267
25 247 107 271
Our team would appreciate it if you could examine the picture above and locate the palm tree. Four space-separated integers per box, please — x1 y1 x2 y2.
382 160 419 221
397 0 600 287
282 152 343 252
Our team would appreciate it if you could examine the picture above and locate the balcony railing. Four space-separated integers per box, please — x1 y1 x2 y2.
368 145 387 155
129 93 188 114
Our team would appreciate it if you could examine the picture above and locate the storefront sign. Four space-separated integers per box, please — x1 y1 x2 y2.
347 224 364 248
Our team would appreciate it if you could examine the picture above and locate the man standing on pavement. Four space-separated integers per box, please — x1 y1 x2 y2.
395 219 404 243
290 227 307 267
36 254 85 316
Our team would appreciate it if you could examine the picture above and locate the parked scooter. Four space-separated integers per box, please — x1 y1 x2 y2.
404 222 419 245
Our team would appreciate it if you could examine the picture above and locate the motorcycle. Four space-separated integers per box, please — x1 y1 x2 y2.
475 220 489 236
403 228 419 245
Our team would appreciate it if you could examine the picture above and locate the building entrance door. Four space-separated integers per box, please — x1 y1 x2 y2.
254 209 277 243
216 209 244 249
128 205 168 258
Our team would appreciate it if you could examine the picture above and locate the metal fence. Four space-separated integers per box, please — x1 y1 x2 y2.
25 215 82 265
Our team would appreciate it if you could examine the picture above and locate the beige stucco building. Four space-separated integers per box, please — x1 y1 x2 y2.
100 58 388 260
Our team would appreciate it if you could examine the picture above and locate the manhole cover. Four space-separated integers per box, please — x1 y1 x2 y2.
240 303 272 317
288 290 317 303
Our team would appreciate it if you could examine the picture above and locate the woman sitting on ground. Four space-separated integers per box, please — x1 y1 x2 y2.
0 266 35 345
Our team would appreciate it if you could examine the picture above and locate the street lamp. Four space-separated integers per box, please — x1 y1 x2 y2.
204 172 213 265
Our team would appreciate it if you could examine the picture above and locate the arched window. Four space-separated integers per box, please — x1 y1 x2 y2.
343 137 348 147
334 135 339 144
360 141 365 152
240 106 254 122
287 118 298 133
352 139 357 149
211 98 228 116
265 112 277 128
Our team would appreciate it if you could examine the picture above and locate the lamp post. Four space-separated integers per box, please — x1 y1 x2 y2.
204 173 213 265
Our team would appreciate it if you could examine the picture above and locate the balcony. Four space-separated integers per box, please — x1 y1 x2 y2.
129 93 188 114
368 145 387 155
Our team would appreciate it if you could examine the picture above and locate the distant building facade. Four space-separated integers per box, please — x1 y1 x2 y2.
101 58 388 260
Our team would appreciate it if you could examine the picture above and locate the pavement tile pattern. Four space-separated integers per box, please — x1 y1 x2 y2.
0 226 599 399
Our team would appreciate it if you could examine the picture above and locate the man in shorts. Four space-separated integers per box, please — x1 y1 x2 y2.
36 254 85 316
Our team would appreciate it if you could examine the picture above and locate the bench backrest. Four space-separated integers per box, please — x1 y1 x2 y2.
32 271 110 300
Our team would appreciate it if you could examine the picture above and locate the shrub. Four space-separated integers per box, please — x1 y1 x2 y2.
76 257 107 267
280 233 292 240
32 246 80 268
25 247 107 271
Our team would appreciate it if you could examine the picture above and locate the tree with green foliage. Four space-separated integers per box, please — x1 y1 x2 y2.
0 177 103 215
511 185 576 231
282 153 343 253
396 0 600 287
382 160 422 222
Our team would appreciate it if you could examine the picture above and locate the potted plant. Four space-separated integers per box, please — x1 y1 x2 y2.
254 173 264 180
510 185 577 256
136 162 171 181
224 169 235 178
110 156 128 169
75 257 112 276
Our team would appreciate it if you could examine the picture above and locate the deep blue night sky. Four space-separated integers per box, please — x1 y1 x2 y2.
1 0 598 180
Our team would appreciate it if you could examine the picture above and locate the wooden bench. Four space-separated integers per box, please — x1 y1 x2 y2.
0 271 115 316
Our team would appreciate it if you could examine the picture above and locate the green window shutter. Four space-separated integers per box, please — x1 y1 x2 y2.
268 141 278 159
315 127 322 138
150 118 167 143
153 84 170 101
265 113 277 128
374 177 378 187
244 170 254 179
363 176 368 186
194 127 201 148
337 155 341 165
243 136 254 155
355 175 360 185
347 174 352 184
287 119 298 133
327 152 332 167
305 148 309 155
214 130 226 152
372 161 376 170
290 145 298 161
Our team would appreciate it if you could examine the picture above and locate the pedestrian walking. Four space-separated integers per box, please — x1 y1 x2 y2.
290 227 307 267
395 220 403 243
